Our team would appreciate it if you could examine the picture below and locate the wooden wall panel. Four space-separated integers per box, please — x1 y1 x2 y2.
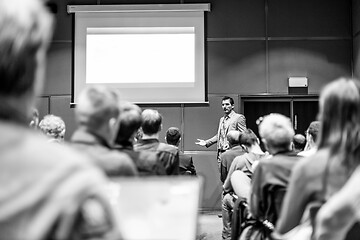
185 0 265 38
354 35 360 79
35 97 50 121
353 0 360 36
353 0 360 79
268 40 352 94
49 96 76 141
100 0 180 4
186 151 221 210
268 0 351 37
207 41 266 94
50 0 98 41
183 94 240 151
44 43 72 96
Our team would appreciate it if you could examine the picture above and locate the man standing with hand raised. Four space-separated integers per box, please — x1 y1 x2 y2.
196 96 246 169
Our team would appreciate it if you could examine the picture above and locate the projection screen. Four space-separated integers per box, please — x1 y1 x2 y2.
68 4 210 104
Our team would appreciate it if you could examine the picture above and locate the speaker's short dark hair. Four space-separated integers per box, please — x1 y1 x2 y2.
222 96 234 105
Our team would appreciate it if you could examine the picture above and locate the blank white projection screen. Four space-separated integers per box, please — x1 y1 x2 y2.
71 9 208 103
86 27 195 85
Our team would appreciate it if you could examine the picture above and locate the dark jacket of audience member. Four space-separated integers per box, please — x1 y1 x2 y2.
71 86 138 177
114 102 166 176
220 130 245 182
0 1 121 239
165 127 197 175
134 109 179 175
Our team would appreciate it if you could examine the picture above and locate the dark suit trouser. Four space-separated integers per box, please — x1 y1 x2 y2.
217 149 226 172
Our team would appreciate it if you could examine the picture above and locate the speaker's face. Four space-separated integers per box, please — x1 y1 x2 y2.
222 99 234 115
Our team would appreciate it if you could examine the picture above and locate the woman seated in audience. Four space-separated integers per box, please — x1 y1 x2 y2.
39 114 66 143
314 164 360 240
275 77 360 236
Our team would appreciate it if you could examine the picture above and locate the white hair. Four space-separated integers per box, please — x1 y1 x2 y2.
259 113 295 150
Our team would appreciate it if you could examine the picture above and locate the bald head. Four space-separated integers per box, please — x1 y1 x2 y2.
293 134 306 152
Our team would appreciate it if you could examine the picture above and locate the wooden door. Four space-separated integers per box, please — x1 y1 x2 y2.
292 99 319 135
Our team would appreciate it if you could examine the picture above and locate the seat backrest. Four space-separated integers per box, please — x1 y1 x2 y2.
263 184 287 225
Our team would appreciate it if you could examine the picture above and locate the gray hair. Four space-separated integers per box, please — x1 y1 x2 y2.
259 113 295 151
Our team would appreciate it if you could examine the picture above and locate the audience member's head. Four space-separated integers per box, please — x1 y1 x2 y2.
135 128 143 142
306 121 321 144
141 109 162 136
75 86 120 144
292 134 306 153
165 127 181 146
39 114 66 142
317 78 360 168
29 108 40 129
226 130 240 148
259 113 295 154
0 0 53 122
239 128 259 150
115 101 142 145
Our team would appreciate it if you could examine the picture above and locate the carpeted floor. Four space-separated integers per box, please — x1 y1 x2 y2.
197 211 222 240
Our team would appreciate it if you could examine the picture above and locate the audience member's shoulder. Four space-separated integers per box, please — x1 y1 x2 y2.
233 153 247 163
21 128 97 170
106 148 134 162
158 142 179 154
179 151 191 158
295 148 329 171
259 151 299 166
138 150 159 162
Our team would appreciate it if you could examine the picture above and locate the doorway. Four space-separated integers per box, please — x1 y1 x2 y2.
241 96 319 137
